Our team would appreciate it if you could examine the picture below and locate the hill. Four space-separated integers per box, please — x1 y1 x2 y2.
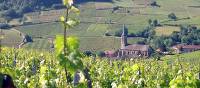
1 0 200 54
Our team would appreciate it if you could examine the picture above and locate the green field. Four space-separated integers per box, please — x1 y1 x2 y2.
1 29 23 47
162 51 200 64
11 0 200 51
17 22 63 38
23 38 51 50
155 26 180 36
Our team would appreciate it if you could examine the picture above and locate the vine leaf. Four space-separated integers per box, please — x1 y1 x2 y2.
55 35 83 74
63 0 73 6
55 35 64 56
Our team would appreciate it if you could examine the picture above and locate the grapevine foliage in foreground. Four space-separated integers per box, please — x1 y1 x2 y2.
0 48 200 88
55 0 84 87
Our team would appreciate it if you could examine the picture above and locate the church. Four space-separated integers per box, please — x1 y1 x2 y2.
117 25 151 58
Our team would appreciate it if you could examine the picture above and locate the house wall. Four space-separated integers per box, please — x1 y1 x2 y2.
118 49 149 58
182 48 200 53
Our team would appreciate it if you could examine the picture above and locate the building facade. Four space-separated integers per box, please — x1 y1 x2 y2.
172 44 200 54
117 25 151 58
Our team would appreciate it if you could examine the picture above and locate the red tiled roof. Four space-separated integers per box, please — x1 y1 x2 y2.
182 45 200 49
173 44 200 49
122 44 149 51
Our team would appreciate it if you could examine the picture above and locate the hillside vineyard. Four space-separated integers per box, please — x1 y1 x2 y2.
0 0 200 87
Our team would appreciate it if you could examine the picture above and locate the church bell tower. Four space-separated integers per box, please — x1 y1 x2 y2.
121 24 128 49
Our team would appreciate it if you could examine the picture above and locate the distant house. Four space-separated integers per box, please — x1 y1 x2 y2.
104 50 117 58
172 44 200 53
117 25 151 58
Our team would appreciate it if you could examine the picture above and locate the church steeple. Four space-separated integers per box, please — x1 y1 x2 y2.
121 24 128 49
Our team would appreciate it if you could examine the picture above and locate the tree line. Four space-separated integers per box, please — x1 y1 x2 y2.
0 0 63 20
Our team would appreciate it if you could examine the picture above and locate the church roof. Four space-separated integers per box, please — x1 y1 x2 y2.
121 44 150 51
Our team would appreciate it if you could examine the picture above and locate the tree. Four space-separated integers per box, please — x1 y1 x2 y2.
18 5 33 14
148 19 152 26
112 6 120 12
181 36 190 44
164 38 174 47
152 36 166 51
192 40 200 45
0 23 10 29
114 29 123 37
2 9 19 19
105 32 112 36
150 1 160 7
168 13 177 21
24 35 33 42
171 32 180 43
149 30 156 38
84 51 93 56
128 33 136 37
153 19 159 27
180 25 188 35
0 4 8 10
0 0 62 11
96 51 106 57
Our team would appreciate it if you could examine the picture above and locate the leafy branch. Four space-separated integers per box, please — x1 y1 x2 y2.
55 0 83 86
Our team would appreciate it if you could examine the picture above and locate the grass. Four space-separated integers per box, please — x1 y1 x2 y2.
1 29 22 47
23 38 51 50
164 16 200 26
16 22 63 38
17 22 119 51
79 37 120 51
95 2 113 9
128 37 145 44
23 36 122 51
113 0 134 7
155 26 180 36
162 51 200 64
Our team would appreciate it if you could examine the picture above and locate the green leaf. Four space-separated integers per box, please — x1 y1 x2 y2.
70 6 80 14
55 35 83 74
60 16 65 22
66 19 80 28
67 36 79 51
131 64 139 72
55 35 64 56
62 0 73 6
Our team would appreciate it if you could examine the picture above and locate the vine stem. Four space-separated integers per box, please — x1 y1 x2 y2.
0 38 2 53
64 6 70 85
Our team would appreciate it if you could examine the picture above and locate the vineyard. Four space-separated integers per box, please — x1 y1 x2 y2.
0 47 200 87
1 29 23 47
1 0 200 87
155 26 180 36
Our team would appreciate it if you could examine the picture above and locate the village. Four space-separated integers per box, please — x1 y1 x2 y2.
104 25 200 58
